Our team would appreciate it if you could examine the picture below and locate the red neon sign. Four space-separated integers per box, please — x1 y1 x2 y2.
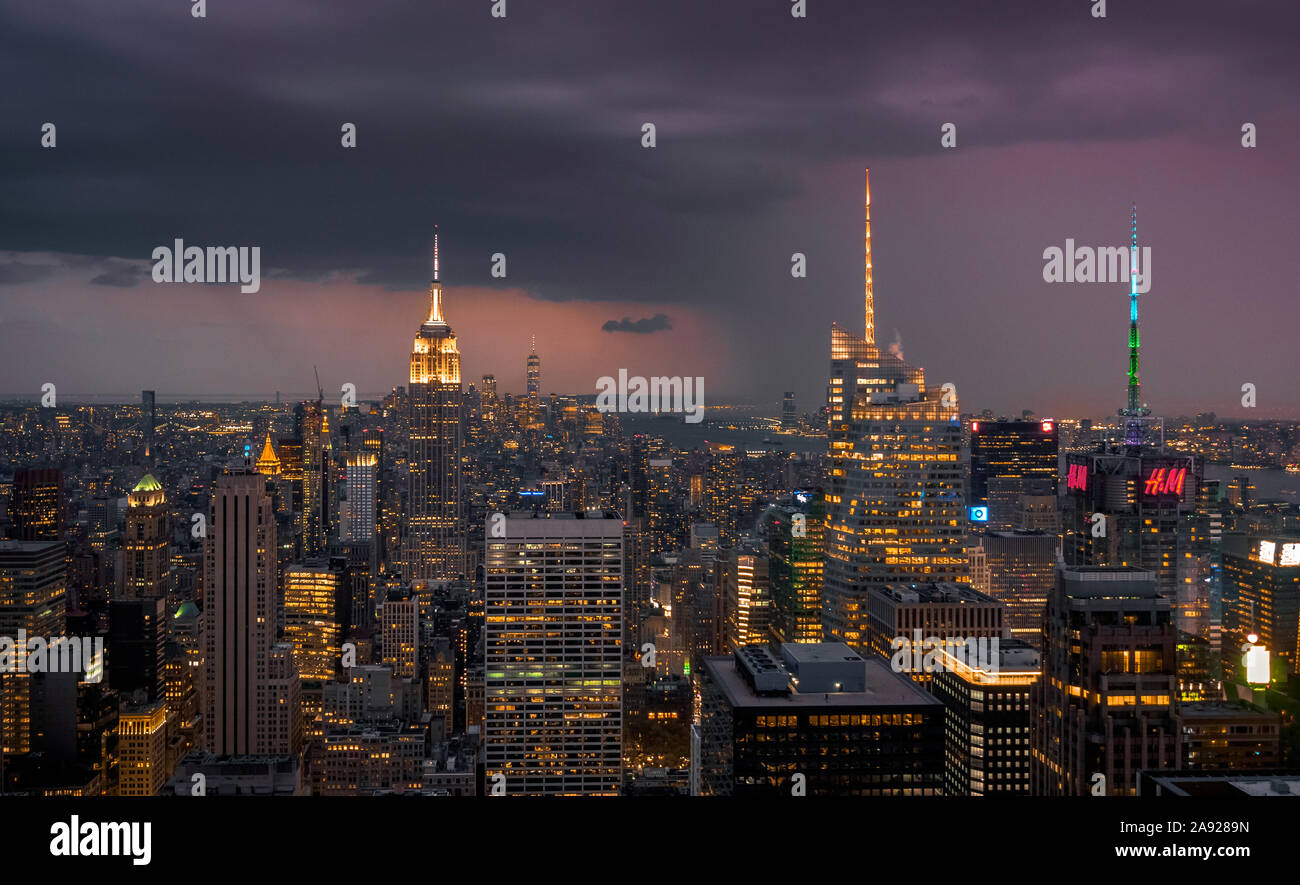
1041 420 1054 432
1066 463 1088 491
1143 466 1187 497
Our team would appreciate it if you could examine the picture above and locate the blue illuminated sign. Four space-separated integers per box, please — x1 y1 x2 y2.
969 506 989 522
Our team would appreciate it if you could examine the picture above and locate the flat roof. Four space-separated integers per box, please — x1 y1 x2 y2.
873 582 1001 606
781 643 866 666
705 656 940 710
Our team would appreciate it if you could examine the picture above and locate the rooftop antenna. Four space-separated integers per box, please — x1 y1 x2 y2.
864 169 875 346
1119 204 1150 451
427 226 445 324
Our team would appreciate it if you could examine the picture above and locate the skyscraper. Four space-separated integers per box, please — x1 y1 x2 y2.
484 511 622 795
295 399 327 558
140 389 156 465
969 419 1059 531
824 170 966 650
283 563 346 682
762 497 826 645
121 473 170 599
721 542 771 650
202 458 289 754
9 468 64 542
980 529 1059 647
1061 208 1198 605
0 541 67 757
404 231 466 582
931 639 1040 795
341 452 377 543
526 337 540 407
1224 537 1300 673
694 643 944 796
1031 566 1179 796
704 444 740 547
781 391 796 430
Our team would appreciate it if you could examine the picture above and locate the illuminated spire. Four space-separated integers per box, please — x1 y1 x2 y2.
256 432 281 476
864 169 875 346
432 225 440 283
1120 203 1150 449
426 227 445 325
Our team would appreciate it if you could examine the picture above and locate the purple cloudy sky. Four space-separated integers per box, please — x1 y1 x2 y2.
1 0 1297 418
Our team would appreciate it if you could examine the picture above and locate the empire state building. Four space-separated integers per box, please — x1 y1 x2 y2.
403 231 466 581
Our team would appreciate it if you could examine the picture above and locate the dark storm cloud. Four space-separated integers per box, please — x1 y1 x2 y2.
602 314 672 334
1 0 1298 413
88 260 144 288
0 261 56 285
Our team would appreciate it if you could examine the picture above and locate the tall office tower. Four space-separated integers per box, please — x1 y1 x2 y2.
694 643 944 796
1227 474 1255 510
202 459 283 755
526 337 541 408
705 444 740 547
1187 481 1223 649
484 512 622 796
1061 209 1198 605
264 642 304 756
140 390 156 465
296 399 328 557
622 516 651 653
931 639 1040 795
781 392 796 430
121 474 170 599
480 374 499 431
1016 495 1061 533
117 702 168 796
380 588 419 680
425 637 456 730
646 457 678 554
341 452 377 543
966 542 989 591
1031 567 1180 796
969 419 1059 531
824 171 965 651
0 540 67 756
863 583 1006 682
722 542 771 650
1224 538 1300 673
404 232 465 582
762 498 826 645
284 563 345 682
9 468 64 541
108 596 166 701
980 530 1059 647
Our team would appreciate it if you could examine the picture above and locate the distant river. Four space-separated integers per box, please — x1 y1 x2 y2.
620 413 825 455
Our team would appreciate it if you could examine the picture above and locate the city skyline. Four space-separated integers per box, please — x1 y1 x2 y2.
3 1 1299 417
4 1 1300 854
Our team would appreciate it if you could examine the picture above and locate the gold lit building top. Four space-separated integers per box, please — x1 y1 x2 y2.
411 232 461 386
256 433 281 476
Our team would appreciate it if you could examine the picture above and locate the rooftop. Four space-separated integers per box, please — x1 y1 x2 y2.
705 654 939 710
